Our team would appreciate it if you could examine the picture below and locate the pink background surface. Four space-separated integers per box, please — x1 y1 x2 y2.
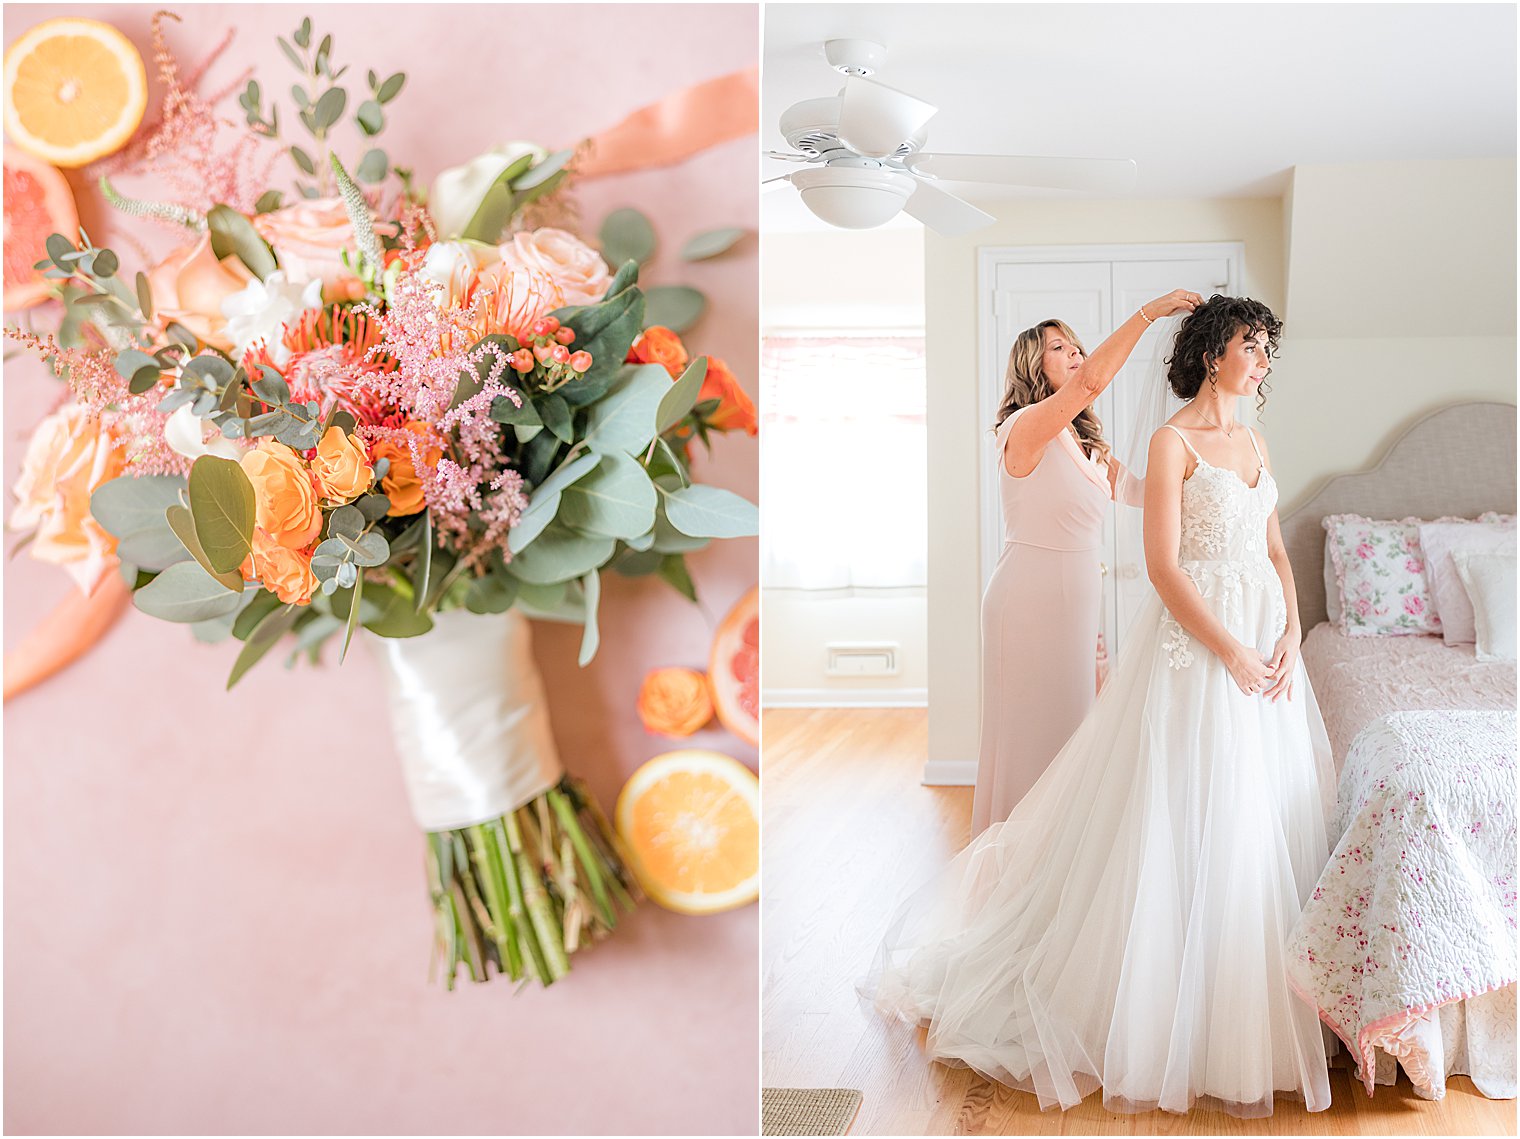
3 5 759 1134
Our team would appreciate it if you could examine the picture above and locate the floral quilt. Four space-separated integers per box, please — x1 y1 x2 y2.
1286 710 1517 1100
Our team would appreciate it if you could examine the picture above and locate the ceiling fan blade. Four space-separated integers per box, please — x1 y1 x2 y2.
902 179 995 236
763 150 813 163
761 173 793 195
907 154 1138 194
837 75 937 159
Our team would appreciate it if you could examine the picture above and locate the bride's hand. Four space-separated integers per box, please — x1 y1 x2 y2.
1262 631 1301 702
1223 640 1271 697
1143 289 1204 319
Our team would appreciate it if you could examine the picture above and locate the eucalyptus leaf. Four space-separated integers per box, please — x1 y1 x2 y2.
680 226 746 261
92 249 118 278
623 529 656 553
312 86 347 130
509 452 600 553
227 603 300 689
656 356 707 434
339 573 365 662
377 72 406 103
464 573 518 615
413 512 433 612
658 484 759 539
612 546 662 576
187 456 256 573
166 505 246 592
458 153 535 243
583 363 670 455
134 560 243 623
490 394 540 426
92 475 187 539
114 348 157 382
558 451 656 539
538 393 573 443
514 578 585 623
115 525 193 572
346 531 389 567
644 285 707 334
355 148 388 184
599 208 656 267
507 525 615 585
659 553 698 602
355 99 384 136
328 505 365 541
363 584 434 637
233 588 285 639
577 571 601 666
45 233 74 266
356 494 390 522
603 259 639 300
651 498 711 553
514 149 572 191
291 146 316 176
254 191 283 215
207 205 276 280
251 371 290 405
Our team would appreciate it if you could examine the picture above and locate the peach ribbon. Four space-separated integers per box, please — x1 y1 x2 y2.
577 66 758 177
4 573 131 701
4 67 758 703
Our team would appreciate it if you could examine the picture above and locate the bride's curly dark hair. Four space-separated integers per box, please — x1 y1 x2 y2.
1166 295 1281 415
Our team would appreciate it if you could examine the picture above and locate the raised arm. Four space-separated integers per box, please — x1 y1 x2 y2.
1142 427 1270 696
1004 289 1202 476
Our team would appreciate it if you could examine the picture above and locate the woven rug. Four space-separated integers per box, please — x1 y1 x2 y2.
762 1087 863 1136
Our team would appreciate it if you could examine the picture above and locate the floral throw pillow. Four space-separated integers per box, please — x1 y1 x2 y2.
1323 514 1446 636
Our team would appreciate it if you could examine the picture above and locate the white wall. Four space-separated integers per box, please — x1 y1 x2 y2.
923 164 1516 775
762 228 929 705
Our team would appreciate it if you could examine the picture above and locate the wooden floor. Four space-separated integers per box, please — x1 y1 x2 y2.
761 707 1517 1137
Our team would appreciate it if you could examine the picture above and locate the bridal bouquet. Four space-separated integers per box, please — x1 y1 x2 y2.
7 14 757 988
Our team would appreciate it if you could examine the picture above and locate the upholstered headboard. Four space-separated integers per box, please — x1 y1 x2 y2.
1280 401 1517 629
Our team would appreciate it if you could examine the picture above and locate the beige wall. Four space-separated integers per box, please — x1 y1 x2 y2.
762 227 929 703
924 165 1516 772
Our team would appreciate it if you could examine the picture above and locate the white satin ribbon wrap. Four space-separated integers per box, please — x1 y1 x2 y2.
376 608 565 831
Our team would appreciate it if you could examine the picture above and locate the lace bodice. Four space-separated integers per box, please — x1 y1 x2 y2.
1170 426 1277 567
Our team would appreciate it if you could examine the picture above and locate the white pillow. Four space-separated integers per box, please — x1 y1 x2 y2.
1453 551 1517 662
1418 519 1517 645
1323 544 1342 624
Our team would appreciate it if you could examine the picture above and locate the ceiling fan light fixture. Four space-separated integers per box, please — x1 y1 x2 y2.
790 166 917 229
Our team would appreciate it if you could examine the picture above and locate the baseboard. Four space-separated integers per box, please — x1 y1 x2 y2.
921 759 976 786
762 687 929 708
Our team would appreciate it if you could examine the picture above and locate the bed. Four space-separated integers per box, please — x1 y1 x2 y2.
1279 401 1517 1102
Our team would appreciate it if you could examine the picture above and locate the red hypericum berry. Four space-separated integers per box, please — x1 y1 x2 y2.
569 351 593 372
533 344 554 364
530 319 553 337
511 348 535 372
554 327 575 345
550 344 570 364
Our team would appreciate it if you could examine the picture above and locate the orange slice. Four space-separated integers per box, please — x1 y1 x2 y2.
4 18 148 167
615 749 759 915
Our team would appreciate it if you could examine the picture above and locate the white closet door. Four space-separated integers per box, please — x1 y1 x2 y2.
1102 258 1234 643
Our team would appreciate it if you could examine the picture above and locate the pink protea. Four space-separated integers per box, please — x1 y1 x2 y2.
458 261 562 345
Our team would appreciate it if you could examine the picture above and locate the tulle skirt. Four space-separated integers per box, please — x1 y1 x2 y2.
861 566 1338 1117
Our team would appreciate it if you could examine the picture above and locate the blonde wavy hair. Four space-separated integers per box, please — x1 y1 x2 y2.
993 319 1112 467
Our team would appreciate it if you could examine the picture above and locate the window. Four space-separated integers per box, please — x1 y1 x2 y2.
760 334 927 592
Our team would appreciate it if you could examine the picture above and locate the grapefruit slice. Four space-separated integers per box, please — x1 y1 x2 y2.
4 18 148 167
615 749 758 915
709 586 758 747
4 149 78 310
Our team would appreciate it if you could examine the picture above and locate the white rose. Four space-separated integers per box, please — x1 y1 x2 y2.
221 271 324 367
429 143 548 241
497 229 612 308
417 240 497 307
164 404 243 462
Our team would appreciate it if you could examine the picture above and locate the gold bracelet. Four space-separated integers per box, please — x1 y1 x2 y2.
1138 304 1153 325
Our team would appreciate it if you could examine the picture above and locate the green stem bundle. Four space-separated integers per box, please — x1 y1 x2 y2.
424 775 640 989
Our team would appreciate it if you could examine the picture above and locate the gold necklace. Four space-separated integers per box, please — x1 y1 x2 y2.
1196 405 1235 438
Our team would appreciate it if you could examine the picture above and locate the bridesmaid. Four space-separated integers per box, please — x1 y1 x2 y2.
972 290 1201 834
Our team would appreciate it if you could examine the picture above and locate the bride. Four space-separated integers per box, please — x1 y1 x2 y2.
861 296 1338 1118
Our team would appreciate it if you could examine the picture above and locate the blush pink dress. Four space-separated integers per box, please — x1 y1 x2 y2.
971 406 1111 834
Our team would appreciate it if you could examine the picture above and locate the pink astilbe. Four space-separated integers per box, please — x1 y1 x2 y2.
5 329 187 476
91 11 278 218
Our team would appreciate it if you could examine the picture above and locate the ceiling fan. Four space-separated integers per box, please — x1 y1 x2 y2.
765 39 1139 235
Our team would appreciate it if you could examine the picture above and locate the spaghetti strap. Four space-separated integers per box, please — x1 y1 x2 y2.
1244 426 1264 464
1162 423 1202 461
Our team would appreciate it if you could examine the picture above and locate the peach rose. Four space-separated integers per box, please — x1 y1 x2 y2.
239 441 322 549
11 403 124 594
636 667 714 737
247 532 318 605
252 197 397 291
497 228 611 307
700 357 758 436
628 326 689 379
311 427 373 503
145 235 254 350
372 421 443 517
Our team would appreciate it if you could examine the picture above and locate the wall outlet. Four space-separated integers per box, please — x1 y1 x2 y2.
825 643 900 677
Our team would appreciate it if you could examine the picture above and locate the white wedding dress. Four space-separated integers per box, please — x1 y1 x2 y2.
862 425 1338 1117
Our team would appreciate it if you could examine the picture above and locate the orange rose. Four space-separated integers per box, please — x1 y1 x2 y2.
628 326 689 379
11 403 124 593
699 357 758 436
239 441 322 549
247 531 317 605
145 235 254 350
311 427 373 503
372 421 443 517
636 667 715 737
